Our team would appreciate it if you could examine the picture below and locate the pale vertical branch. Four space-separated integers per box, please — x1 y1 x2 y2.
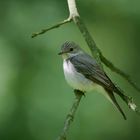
67 0 79 18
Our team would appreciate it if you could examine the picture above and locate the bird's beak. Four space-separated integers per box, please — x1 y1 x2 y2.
58 51 63 55
58 50 70 55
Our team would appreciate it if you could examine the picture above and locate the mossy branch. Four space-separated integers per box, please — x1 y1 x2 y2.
57 90 83 140
31 18 72 38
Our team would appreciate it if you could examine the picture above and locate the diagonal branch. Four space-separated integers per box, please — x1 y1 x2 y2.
100 54 140 92
31 18 72 38
57 90 83 140
72 16 101 63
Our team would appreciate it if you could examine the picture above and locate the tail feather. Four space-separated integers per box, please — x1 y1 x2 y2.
104 88 127 120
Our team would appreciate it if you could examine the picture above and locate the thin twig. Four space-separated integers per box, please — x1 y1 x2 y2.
31 18 72 38
57 90 83 140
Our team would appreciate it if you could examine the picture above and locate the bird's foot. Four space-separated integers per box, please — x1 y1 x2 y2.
74 89 86 97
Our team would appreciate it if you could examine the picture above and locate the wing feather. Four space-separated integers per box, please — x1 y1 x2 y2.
69 54 114 90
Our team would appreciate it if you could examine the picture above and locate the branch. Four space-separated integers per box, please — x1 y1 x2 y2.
57 90 83 140
72 16 101 64
100 54 140 92
31 18 72 38
67 0 79 18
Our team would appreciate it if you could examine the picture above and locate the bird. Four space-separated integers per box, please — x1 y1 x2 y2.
58 41 138 120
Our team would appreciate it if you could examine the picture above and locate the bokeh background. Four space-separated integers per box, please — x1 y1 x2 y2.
0 0 140 140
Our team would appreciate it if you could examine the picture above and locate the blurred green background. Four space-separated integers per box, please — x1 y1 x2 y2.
0 0 140 140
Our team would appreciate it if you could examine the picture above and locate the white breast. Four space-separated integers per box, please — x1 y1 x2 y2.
63 60 95 92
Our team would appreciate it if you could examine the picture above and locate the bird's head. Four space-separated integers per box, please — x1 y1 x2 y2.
58 41 83 59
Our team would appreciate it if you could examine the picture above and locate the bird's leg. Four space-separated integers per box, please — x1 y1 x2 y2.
74 89 86 97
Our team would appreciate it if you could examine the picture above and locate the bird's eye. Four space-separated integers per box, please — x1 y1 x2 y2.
70 48 73 51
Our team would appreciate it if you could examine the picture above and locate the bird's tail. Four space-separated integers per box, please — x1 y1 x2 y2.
113 86 139 114
104 88 127 120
